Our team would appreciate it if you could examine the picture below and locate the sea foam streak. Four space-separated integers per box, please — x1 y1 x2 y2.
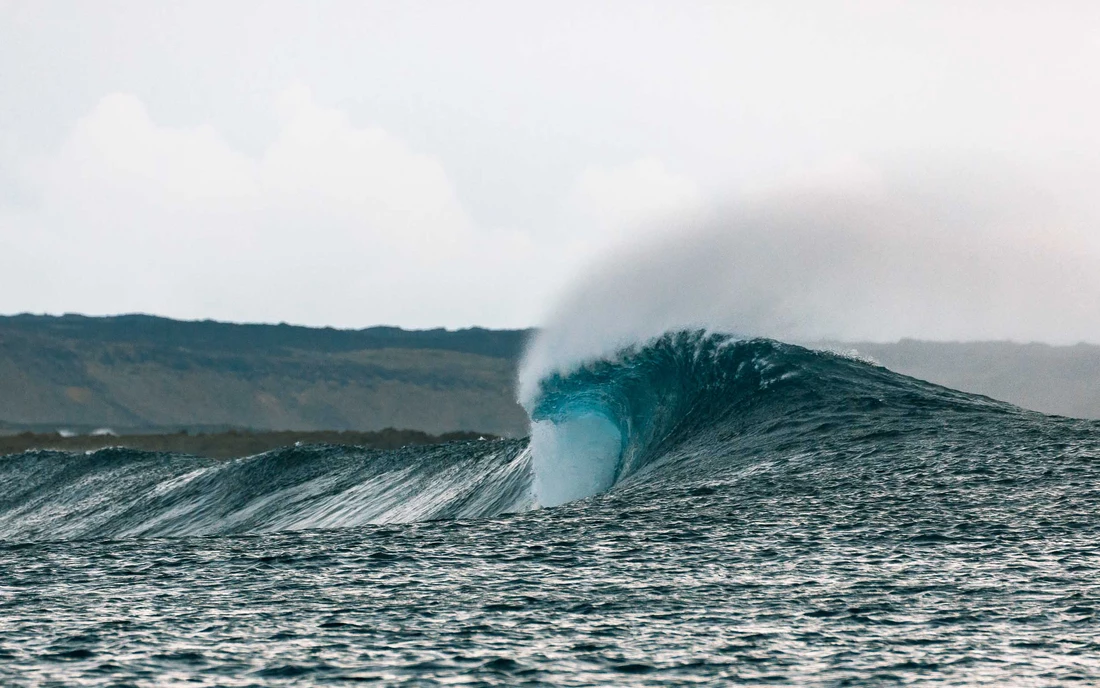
0 440 533 542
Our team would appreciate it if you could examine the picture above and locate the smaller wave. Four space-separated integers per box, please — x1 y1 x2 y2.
0 440 533 543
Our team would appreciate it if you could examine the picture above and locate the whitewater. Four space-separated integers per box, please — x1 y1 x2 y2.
3 330 1100 685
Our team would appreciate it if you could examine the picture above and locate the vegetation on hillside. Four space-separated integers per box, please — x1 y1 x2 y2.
0 315 530 436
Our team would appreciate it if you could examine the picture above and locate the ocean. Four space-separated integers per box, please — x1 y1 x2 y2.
2 332 1099 685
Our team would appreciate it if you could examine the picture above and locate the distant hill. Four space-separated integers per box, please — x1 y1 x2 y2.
0 314 532 437
1 315 1098 438
830 339 1100 421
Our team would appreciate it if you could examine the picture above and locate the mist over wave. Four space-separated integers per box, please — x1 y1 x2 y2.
519 162 1100 406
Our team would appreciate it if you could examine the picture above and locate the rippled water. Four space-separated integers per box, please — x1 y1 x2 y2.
3 335 1099 685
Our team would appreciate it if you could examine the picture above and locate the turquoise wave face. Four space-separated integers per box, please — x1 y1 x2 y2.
525 332 810 504
523 330 1036 506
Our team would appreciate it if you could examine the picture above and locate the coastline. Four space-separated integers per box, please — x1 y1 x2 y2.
0 428 497 460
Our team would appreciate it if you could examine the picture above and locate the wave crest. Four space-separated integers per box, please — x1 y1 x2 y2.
524 331 809 505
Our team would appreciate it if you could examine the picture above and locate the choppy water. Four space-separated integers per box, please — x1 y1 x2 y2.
3 333 1099 685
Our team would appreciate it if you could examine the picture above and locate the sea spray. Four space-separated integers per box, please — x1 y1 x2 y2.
518 172 1100 411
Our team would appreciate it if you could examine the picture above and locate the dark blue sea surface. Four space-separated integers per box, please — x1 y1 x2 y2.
2 333 1099 685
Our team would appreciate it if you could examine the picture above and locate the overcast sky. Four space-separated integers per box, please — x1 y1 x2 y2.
1 1 1098 337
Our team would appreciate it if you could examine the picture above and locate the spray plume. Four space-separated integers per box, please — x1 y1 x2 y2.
520 160 1100 408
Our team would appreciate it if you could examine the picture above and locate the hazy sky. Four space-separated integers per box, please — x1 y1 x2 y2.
2 1 1098 335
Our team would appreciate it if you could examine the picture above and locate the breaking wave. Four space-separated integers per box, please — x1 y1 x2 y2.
3 330 1096 543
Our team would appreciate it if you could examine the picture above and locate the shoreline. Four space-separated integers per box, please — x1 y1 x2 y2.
0 428 498 460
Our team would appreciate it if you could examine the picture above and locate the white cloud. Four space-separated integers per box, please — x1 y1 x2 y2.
3 4 1100 336
0 87 511 327
261 84 471 257
43 93 258 205
0 89 710 329
739 155 886 200
569 157 701 236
